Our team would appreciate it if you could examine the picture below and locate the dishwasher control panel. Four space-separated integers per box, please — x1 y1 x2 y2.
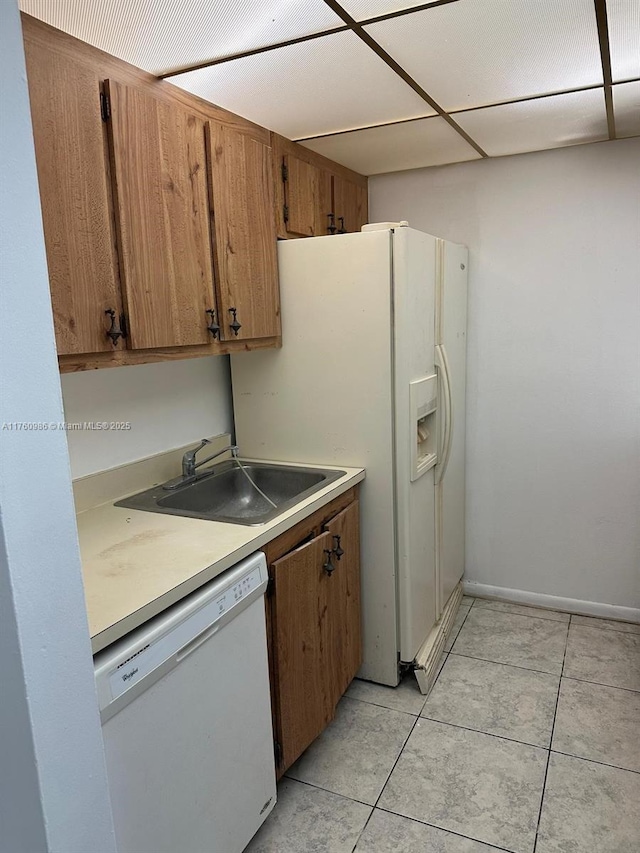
219 566 262 613
94 553 268 716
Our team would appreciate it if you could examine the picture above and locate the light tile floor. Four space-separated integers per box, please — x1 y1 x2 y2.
246 599 640 853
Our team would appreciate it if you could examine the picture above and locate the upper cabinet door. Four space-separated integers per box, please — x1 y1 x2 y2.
283 154 332 238
24 43 122 355
333 175 368 235
206 123 280 341
105 80 216 350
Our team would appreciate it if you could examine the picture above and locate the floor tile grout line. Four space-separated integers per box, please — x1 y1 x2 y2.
532 609 570 852
446 603 473 652
567 619 640 635
449 650 564 677
570 610 640 630
369 690 547 849
285 717 640 850
417 712 553 751
569 621 640 638
345 679 639 780
369 697 425 813
282 773 524 853
474 603 570 624
283 602 637 850
373 805 520 853
282 775 374 810
549 749 640 777
349 804 377 853
473 600 640 632
360 652 458 819
560 673 640 695
291 651 451 853
344 692 422 717
468 605 571 627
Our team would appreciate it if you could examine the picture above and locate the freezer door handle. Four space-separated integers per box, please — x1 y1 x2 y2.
435 344 453 485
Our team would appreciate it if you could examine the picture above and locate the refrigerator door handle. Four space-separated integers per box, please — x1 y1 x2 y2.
435 344 453 485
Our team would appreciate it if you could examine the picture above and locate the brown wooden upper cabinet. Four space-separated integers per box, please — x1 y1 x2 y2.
332 175 369 236
24 41 122 356
105 80 216 350
23 15 369 369
282 153 333 238
274 135 368 240
206 122 280 341
106 88 280 348
23 16 282 368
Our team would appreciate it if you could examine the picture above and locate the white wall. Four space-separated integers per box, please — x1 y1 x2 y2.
61 356 233 478
0 3 116 850
370 139 640 610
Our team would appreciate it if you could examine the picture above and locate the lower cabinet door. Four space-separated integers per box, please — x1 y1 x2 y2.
324 500 362 701
272 530 335 771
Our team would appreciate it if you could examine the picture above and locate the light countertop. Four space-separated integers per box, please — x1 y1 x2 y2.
77 453 364 653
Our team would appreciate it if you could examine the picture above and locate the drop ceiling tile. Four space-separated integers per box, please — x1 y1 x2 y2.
301 117 481 175
613 81 640 138
339 0 442 21
365 0 603 111
171 30 434 139
19 0 344 75
607 0 640 82
454 89 608 158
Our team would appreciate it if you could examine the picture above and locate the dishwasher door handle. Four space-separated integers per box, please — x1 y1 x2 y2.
176 622 221 662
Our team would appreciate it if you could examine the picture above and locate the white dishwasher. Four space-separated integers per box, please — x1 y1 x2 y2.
94 551 276 853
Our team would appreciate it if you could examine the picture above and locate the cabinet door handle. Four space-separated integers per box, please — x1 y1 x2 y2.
337 216 346 234
323 549 335 576
228 307 242 336
327 213 337 235
205 309 220 339
105 308 125 346
332 535 344 561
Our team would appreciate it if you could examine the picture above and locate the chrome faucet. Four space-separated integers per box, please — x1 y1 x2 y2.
163 440 239 490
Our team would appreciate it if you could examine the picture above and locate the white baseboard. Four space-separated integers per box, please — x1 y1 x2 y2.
462 580 640 624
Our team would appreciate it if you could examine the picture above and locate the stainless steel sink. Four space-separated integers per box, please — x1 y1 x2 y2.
115 460 346 526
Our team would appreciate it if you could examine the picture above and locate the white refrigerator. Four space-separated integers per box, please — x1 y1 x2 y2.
231 223 468 690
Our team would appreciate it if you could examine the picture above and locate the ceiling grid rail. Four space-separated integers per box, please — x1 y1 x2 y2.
320 0 488 157
158 25 350 79
155 0 628 155
160 0 463 79
296 78 640 143
593 0 616 139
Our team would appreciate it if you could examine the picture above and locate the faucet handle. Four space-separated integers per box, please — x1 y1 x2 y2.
182 438 212 479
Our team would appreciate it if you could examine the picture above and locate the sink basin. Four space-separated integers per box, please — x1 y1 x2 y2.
115 461 346 526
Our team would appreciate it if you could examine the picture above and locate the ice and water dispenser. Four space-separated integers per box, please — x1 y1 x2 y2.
410 374 438 481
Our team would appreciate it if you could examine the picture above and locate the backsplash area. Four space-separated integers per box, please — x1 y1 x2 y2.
61 357 233 479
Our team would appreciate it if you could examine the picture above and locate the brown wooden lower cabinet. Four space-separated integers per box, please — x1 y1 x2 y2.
323 501 362 699
263 488 362 777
